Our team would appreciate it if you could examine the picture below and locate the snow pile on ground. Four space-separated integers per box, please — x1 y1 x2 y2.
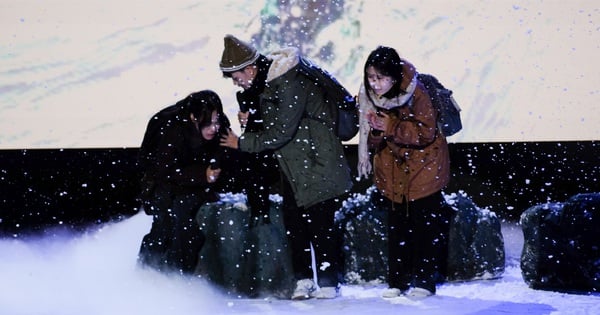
1 196 599 314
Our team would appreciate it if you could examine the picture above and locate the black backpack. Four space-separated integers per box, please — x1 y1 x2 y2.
418 73 462 137
297 57 359 141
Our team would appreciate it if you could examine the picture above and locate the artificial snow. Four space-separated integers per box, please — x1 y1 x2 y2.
1 197 598 315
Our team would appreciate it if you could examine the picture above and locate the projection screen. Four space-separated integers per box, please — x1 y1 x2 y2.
1 0 598 149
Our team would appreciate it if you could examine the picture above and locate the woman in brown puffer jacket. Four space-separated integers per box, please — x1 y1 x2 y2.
358 46 452 299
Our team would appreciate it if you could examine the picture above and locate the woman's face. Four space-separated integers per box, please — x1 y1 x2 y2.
366 66 395 97
200 110 220 140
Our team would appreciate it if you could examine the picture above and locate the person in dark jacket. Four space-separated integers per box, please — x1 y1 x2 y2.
358 46 452 299
137 89 231 275
219 35 353 299
227 60 279 227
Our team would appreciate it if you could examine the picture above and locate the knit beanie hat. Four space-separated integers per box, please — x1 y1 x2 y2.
219 34 260 72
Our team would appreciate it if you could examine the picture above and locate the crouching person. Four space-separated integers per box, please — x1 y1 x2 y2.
137 90 231 275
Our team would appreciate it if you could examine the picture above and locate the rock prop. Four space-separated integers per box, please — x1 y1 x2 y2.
338 187 505 284
336 187 388 284
446 191 505 281
195 193 294 298
520 193 600 293
195 189 506 296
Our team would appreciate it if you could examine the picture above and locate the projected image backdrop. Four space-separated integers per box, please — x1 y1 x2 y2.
1 0 598 149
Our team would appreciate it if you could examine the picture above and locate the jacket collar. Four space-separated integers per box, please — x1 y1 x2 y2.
368 75 417 110
265 47 300 82
367 58 419 110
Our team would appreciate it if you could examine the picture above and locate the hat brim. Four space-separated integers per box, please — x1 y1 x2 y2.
220 51 260 72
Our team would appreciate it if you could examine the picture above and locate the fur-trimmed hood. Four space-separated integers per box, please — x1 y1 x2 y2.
366 59 419 110
265 47 301 82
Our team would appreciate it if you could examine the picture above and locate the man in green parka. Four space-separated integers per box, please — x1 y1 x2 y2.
219 35 353 300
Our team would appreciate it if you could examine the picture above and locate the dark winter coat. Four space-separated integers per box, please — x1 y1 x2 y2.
366 59 450 203
238 47 353 208
138 103 227 204
235 58 270 134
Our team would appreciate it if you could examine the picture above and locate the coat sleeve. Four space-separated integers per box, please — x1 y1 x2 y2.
152 125 211 187
357 83 373 178
384 87 438 148
239 73 307 153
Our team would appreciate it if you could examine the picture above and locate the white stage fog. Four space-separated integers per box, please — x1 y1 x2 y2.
1 203 599 315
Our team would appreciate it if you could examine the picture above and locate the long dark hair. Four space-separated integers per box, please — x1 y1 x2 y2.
184 90 222 126
179 90 231 137
363 46 405 104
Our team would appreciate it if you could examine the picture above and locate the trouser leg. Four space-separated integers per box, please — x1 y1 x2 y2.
387 201 412 291
246 172 271 221
410 192 446 293
242 152 278 222
165 194 205 274
138 211 173 271
436 196 453 283
281 176 313 281
306 198 344 287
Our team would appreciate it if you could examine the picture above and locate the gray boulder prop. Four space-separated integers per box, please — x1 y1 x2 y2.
446 192 505 281
337 187 388 284
520 193 600 293
195 189 506 296
338 187 505 284
195 195 294 298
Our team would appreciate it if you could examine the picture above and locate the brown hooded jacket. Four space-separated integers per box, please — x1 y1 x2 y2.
366 59 451 204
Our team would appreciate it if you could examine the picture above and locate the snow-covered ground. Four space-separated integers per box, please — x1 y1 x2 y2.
1 204 598 315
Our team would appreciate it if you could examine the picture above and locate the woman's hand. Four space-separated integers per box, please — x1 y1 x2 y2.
357 158 372 179
367 110 390 132
206 166 221 183
220 129 239 149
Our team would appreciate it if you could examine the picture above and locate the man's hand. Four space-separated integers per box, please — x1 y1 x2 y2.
220 129 239 149
238 111 250 129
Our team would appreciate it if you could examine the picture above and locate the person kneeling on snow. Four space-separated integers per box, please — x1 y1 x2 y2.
137 90 231 275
